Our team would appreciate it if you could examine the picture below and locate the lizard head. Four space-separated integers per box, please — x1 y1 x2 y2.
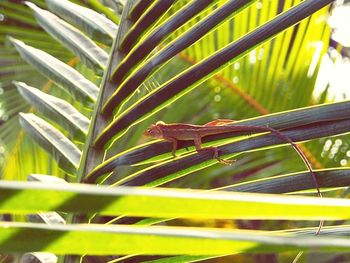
144 121 164 138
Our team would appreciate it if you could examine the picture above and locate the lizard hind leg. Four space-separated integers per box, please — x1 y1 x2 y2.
213 147 236 165
197 146 235 165
194 135 235 165
209 147 236 165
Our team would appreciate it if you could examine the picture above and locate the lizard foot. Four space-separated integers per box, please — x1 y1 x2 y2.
200 147 235 166
216 157 236 165
213 150 235 166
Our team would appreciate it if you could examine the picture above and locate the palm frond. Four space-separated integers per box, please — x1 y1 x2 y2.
1 0 348 261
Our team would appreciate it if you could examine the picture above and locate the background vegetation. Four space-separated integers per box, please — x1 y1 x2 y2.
1 0 350 262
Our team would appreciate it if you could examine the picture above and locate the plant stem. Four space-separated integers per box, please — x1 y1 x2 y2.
76 0 138 183
62 1 138 262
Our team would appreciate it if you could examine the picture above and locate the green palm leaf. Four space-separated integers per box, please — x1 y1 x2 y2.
15 81 89 141
1 0 347 262
26 2 108 74
19 113 81 174
46 0 118 45
1 181 350 219
3 222 350 256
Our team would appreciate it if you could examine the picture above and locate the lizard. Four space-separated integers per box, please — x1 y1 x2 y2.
144 119 322 196
145 120 316 178
144 120 324 261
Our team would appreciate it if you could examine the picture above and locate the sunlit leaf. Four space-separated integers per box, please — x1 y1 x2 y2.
19 113 81 174
9 37 99 106
26 1 109 74
46 0 118 45
15 81 89 141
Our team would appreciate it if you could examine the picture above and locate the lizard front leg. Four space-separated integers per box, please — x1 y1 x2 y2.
193 135 235 165
164 137 178 157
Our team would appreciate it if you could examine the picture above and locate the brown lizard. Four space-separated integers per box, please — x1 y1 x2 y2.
144 119 320 196
145 119 323 261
